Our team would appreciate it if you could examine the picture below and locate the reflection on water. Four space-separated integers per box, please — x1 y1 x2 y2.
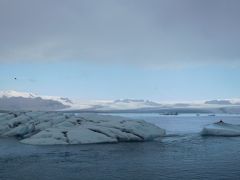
1 114 240 180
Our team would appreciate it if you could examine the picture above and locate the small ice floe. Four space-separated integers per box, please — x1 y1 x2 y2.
0 112 166 145
201 120 240 136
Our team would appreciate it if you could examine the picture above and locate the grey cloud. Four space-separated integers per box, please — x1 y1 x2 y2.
1 0 240 67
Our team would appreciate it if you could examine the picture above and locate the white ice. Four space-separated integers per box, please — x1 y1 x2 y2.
0 112 166 145
201 122 240 136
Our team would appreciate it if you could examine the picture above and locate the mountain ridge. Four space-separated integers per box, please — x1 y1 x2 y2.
1 90 240 113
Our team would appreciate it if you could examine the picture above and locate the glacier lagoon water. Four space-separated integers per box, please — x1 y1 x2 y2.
1 113 240 180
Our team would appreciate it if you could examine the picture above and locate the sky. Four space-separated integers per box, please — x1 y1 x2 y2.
1 0 240 101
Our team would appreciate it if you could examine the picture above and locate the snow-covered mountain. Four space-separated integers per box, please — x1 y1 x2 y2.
0 90 73 104
0 90 36 99
65 98 240 114
0 91 165 111
0 90 72 111
86 99 162 111
204 99 240 105
1 90 240 113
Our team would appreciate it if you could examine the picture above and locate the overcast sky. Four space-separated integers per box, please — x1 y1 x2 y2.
1 0 240 100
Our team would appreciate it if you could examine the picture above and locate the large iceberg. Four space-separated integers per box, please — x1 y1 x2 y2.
0 112 165 145
201 122 240 136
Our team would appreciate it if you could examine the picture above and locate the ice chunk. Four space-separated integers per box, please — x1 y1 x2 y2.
21 128 68 145
4 124 34 137
201 122 240 136
67 127 117 144
0 112 166 145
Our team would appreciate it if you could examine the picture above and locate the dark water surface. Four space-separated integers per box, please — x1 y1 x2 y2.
1 114 240 180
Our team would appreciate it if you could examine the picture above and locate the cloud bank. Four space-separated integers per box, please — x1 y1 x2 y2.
1 0 240 67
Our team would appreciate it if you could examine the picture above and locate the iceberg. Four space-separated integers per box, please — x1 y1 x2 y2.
0 112 166 145
201 122 240 136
